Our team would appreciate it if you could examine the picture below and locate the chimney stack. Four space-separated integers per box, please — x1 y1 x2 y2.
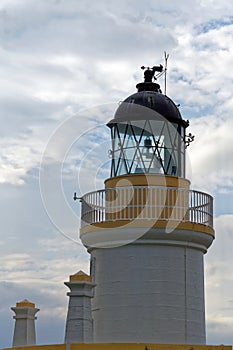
11 299 39 347
64 270 95 343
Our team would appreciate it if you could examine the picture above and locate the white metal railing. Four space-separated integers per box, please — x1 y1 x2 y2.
80 186 213 229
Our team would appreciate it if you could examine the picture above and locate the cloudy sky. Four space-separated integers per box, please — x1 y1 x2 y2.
0 0 233 348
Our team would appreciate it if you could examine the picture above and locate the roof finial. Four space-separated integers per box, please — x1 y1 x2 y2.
141 65 163 82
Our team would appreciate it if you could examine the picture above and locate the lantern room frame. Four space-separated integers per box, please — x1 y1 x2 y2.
109 113 189 178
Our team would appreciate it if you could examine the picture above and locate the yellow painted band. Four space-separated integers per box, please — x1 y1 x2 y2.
105 174 190 189
80 220 214 237
4 346 65 350
4 343 232 350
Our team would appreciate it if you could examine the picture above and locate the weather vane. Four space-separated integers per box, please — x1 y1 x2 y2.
141 65 163 83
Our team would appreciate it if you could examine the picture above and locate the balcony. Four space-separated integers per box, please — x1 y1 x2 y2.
80 186 213 229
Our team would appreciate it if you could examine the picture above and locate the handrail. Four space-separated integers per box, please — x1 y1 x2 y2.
80 186 213 229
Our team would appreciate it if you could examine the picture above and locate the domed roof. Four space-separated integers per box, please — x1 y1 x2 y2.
120 90 181 119
107 81 188 128
107 64 190 127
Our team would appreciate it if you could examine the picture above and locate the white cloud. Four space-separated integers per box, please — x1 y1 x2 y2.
187 114 233 193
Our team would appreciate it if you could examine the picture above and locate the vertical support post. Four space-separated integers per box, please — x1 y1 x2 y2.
11 299 39 347
164 51 169 96
64 270 95 344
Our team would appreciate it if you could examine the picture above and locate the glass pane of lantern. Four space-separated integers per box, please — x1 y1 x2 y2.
123 127 137 150
110 117 186 177
117 155 128 175
163 122 178 176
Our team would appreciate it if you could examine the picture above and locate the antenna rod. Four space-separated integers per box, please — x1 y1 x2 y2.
164 51 169 95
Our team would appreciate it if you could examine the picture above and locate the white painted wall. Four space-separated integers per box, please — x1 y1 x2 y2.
87 228 213 344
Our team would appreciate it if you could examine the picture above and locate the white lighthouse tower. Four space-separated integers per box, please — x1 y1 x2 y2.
78 65 214 345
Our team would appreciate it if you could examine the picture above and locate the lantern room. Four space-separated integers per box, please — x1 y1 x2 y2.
107 66 190 178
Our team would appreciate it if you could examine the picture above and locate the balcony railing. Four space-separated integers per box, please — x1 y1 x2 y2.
80 186 213 229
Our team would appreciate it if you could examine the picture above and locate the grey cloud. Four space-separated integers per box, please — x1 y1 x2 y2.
207 319 233 345
0 95 64 137
0 280 67 347
0 0 176 60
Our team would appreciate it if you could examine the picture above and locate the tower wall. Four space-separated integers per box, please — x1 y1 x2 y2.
89 229 213 344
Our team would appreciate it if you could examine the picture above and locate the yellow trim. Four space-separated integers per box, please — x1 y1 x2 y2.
70 344 231 350
70 271 92 282
4 346 65 350
105 174 190 189
16 299 35 308
80 220 215 237
4 343 232 350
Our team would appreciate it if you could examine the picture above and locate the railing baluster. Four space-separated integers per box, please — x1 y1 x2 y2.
79 186 213 229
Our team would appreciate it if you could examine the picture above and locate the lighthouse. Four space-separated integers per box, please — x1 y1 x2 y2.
78 65 214 345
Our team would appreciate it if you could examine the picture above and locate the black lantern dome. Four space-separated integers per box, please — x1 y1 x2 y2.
108 66 188 127
114 91 182 122
107 65 190 178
